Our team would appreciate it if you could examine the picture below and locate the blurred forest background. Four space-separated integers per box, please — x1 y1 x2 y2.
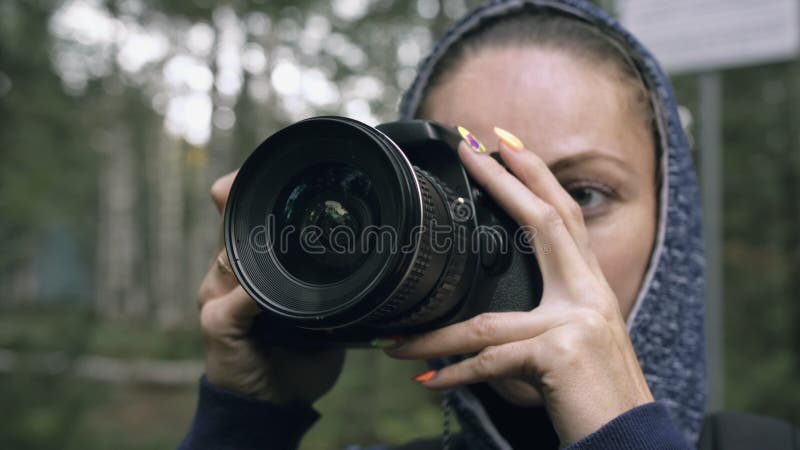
1 0 799 449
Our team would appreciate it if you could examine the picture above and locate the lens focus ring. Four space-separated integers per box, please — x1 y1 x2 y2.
364 168 444 323
387 169 469 327
365 167 471 327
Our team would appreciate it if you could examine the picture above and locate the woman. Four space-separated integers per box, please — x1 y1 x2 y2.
180 0 704 448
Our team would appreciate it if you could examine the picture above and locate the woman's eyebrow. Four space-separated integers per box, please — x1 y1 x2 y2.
548 150 632 173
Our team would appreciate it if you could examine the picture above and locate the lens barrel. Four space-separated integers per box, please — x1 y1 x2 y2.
225 117 468 330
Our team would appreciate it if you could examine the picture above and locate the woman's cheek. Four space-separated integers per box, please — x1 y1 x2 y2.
586 204 655 320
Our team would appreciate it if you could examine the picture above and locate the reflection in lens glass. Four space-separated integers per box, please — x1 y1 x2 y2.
273 163 380 284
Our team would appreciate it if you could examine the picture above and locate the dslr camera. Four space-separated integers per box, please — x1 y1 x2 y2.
224 116 542 346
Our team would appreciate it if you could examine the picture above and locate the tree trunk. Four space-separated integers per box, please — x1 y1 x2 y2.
150 129 187 327
95 121 145 319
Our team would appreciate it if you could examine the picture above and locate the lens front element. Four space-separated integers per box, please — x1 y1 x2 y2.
274 162 379 285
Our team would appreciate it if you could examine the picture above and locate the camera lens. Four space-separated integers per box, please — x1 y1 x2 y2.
273 162 378 285
224 117 470 329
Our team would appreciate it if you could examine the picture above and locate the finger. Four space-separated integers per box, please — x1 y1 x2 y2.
494 132 598 272
386 310 561 360
197 249 240 307
216 248 235 277
218 286 262 324
420 337 543 390
458 142 593 284
210 170 239 214
201 286 262 338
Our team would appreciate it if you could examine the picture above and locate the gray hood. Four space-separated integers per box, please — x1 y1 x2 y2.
398 0 706 447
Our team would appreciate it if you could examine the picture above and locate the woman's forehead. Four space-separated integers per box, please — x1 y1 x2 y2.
422 46 652 170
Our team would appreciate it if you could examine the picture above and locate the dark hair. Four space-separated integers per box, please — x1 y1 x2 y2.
416 8 655 136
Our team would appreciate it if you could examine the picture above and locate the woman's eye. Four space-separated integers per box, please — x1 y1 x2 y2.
567 186 609 210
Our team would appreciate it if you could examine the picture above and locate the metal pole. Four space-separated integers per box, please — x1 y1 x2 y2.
698 71 724 412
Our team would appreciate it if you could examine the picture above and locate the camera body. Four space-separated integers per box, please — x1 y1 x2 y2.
224 117 542 346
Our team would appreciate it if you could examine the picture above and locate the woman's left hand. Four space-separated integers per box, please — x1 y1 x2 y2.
384 137 654 445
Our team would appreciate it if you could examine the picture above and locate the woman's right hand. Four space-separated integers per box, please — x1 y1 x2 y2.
197 171 346 405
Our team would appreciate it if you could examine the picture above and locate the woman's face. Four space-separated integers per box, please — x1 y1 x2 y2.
421 46 657 405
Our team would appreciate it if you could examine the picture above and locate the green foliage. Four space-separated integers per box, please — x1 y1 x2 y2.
672 62 800 426
0 311 443 450
0 1 97 274
718 61 800 426
0 372 197 450
0 306 202 359
0 374 109 450
303 351 445 449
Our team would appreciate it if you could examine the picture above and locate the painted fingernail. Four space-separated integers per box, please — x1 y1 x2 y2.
412 369 437 383
457 126 486 153
370 336 404 349
216 252 233 276
493 126 524 151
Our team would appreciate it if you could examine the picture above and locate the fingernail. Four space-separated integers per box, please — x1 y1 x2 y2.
493 126 524 151
412 369 437 383
457 126 486 153
370 336 404 349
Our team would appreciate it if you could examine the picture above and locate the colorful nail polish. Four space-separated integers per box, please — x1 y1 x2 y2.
457 126 486 153
370 336 404 349
412 369 437 383
493 126 524 151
